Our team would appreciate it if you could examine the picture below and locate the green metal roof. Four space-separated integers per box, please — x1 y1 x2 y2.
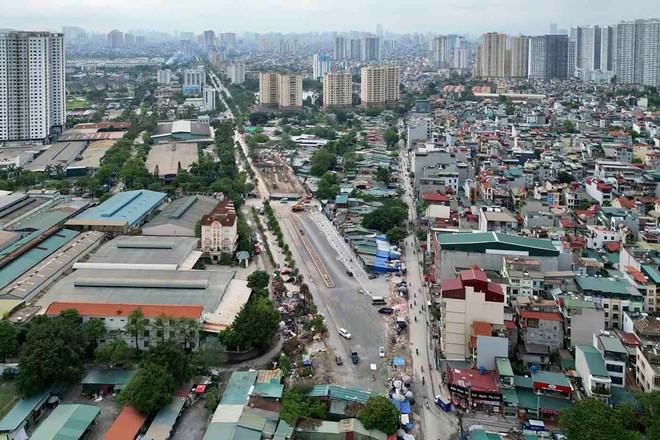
561 358 576 371
237 414 267 432
202 423 236 440
598 335 627 354
143 397 186 440
576 277 640 298
501 388 519 406
30 404 99 440
532 370 570 387
220 371 259 405
437 232 559 257
81 368 135 386
251 383 283 399
273 420 294 440
234 426 261 440
496 357 514 377
0 390 49 432
305 385 372 404
0 229 79 290
563 299 596 309
577 346 609 378
642 265 660 285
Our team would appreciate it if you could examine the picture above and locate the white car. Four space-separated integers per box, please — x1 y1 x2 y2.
379 347 385 357
339 328 352 339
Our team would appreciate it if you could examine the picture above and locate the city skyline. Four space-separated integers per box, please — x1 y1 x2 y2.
2 0 658 36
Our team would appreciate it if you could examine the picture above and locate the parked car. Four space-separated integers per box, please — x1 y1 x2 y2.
379 347 385 358
335 354 343 365
285 276 295 283
339 328 352 339
346 270 354 277
378 307 394 315
368 273 378 279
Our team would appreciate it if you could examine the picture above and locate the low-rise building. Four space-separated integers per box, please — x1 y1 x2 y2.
478 206 518 233
594 332 628 388
146 143 198 181
142 195 220 237
632 316 660 392
201 199 238 260
575 345 612 402
502 257 544 301
560 298 605 348
575 276 644 329
439 267 505 360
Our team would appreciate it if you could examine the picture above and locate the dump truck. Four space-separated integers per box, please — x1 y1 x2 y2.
350 348 359 364
291 201 304 212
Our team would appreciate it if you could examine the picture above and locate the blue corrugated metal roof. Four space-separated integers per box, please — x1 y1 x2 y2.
0 229 79 289
74 190 166 228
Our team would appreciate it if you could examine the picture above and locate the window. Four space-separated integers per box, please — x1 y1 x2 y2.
611 376 623 385
606 363 624 373
143 330 150 337
143 340 149 348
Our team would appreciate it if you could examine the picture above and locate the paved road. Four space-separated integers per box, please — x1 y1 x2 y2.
399 139 459 440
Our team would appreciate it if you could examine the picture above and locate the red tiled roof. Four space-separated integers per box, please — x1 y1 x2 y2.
625 266 647 284
472 321 492 336
519 310 563 322
447 367 500 393
617 331 640 347
460 267 488 284
504 320 517 329
615 198 636 209
604 241 621 253
422 192 450 203
73 122 131 130
46 302 204 319
201 199 236 227
103 406 146 440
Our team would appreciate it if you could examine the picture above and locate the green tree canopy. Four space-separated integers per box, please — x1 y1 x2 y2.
375 166 392 185
315 172 340 200
362 199 408 233
82 318 106 345
116 363 174 416
280 388 327 425
386 226 408 244
557 171 575 184
17 312 86 395
310 148 338 177
218 297 280 351
357 396 400 434
0 320 17 362
559 398 642 440
95 340 131 367
125 308 148 349
247 270 270 291
383 128 400 149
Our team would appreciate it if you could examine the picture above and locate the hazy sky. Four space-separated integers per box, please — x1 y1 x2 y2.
1 0 656 36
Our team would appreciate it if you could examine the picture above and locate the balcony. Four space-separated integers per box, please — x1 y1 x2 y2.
591 385 611 396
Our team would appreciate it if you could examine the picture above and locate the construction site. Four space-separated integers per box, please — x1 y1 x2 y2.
253 150 303 196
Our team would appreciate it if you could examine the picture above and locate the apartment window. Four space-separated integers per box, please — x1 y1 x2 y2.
603 303 609 308
606 364 624 373
143 330 150 337
611 376 623 385
613 305 619 311
143 340 149 348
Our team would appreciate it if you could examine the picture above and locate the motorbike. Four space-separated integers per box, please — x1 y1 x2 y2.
425 399 429 408
422 377 426 386
421 366 424 373
416 348 419 355
414 316 417 322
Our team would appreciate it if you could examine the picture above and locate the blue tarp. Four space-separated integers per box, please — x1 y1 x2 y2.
393 357 405 367
389 399 412 414
376 249 389 258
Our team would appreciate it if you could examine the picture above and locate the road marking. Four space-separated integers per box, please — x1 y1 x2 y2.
289 215 334 288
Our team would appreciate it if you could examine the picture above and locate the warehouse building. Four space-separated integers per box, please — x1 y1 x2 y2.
142 195 220 237
24 141 86 173
146 143 198 181
66 190 167 236
152 120 214 143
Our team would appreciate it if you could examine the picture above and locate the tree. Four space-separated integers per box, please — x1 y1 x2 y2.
342 152 357 171
247 270 270 291
559 398 642 440
116 363 174 416
205 387 220 411
0 321 17 362
562 119 577 133
280 388 327 425
315 172 340 200
362 200 408 233
357 396 400 434
638 391 660 439
145 341 191 382
176 318 201 351
82 318 106 346
249 112 270 126
218 297 280 351
557 171 575 184
386 226 408 244
310 148 337 177
125 309 148 349
17 313 86 395
152 314 172 342
375 166 392 185
95 340 131 367
383 128 400 149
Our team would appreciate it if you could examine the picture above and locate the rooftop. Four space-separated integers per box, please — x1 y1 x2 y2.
577 345 610 378
0 390 49 432
201 199 237 227
30 404 100 440
438 232 558 256
82 235 199 269
46 302 204 320
576 276 640 298
146 143 198 178
37 268 235 314
70 190 166 228
143 195 220 237
103 406 146 440
25 141 87 172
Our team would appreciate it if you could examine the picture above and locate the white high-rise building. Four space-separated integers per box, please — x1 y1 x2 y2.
157 69 173 85
361 35 381 61
616 19 660 87
333 36 348 60
203 87 216 111
312 53 331 80
360 64 400 108
431 35 451 68
228 61 245 84
0 31 65 144
323 72 352 108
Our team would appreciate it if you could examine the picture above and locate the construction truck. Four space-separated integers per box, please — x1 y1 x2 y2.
291 201 304 212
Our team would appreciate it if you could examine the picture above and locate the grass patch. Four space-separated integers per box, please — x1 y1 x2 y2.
66 98 90 110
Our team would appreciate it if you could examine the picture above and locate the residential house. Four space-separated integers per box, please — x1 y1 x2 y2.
201 199 238 260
